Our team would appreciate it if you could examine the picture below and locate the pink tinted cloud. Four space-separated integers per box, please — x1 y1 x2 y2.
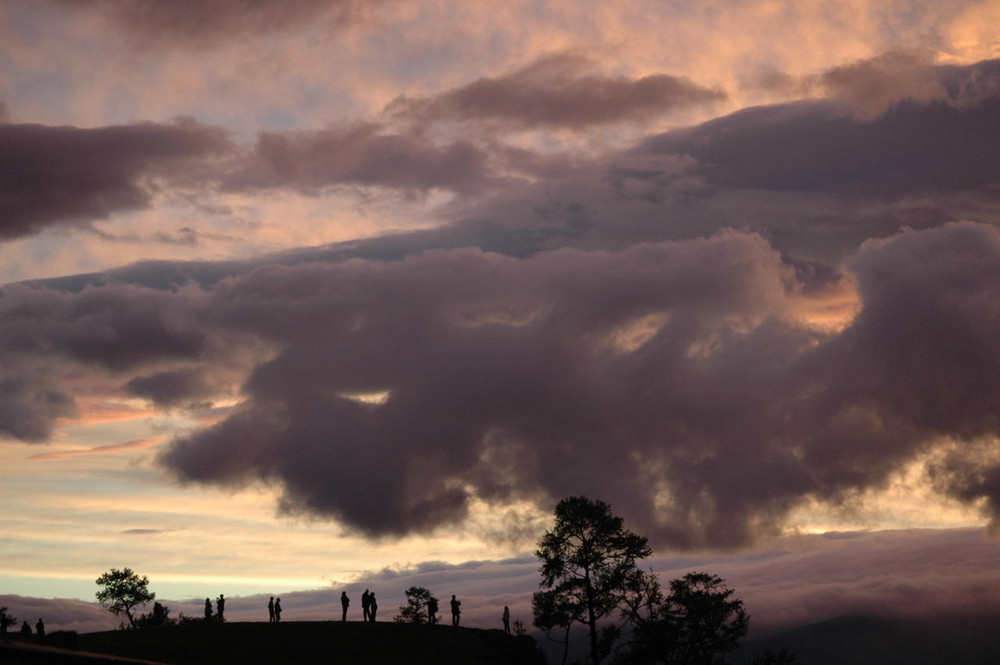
28 436 164 462
0 119 230 239
388 53 727 130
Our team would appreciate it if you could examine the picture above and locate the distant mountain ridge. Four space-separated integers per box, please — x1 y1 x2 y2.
737 614 1000 665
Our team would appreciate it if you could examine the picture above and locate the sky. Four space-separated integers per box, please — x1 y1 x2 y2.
2 0 1000 644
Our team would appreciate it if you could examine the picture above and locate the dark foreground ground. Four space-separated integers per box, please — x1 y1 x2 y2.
1 621 546 665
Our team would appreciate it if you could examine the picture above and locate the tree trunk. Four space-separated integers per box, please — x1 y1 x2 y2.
585 568 600 665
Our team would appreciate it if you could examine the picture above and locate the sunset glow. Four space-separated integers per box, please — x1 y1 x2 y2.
2 2 1000 653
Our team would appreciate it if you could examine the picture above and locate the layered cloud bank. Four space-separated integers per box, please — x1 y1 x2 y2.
6 528 1000 635
3 220 999 549
3 1 1000 562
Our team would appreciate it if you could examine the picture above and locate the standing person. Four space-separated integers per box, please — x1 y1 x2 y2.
450 595 461 626
427 596 438 625
216 594 225 622
361 589 371 622
204 598 212 620
502 606 510 634
268 597 275 623
35 618 45 637
340 591 350 622
20 620 31 636
368 592 377 622
274 598 282 623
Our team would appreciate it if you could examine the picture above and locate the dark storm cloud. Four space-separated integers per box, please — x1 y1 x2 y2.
4 222 1000 547
389 53 727 130
0 119 230 240
0 281 218 441
150 222 1000 548
639 66 1000 197
53 0 370 47
225 124 497 195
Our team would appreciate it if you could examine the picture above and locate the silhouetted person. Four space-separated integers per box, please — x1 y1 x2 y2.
20 620 31 636
35 618 45 637
217 594 225 622
362 589 371 622
369 593 377 622
274 598 282 623
502 605 510 634
268 597 275 623
450 595 461 626
204 598 212 620
427 596 439 625
341 591 350 622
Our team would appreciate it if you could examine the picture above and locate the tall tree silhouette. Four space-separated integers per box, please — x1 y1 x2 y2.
533 496 652 665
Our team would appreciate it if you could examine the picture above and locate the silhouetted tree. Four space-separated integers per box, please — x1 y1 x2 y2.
95 567 155 629
533 496 652 665
620 571 748 665
394 586 433 624
0 606 17 633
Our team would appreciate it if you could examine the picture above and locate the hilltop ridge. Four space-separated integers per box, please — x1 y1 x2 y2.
3 621 546 665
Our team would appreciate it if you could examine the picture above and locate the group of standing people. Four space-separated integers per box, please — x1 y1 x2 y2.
350 589 378 622
426 594 463 626
267 597 283 623
362 590 378 621
204 594 225 622
18 618 44 636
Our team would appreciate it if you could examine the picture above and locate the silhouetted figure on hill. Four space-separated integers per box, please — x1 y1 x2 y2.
20 620 31 636
362 589 371 622
275 598 282 623
502 605 510 634
341 591 350 621
204 598 212 620
450 595 461 626
217 594 225 622
427 596 439 625
268 597 275 623
35 618 45 637
369 593 378 621
152 602 166 626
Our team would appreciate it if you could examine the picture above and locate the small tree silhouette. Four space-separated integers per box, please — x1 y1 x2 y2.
95 567 155 629
621 571 748 665
394 586 433 624
0 606 17 633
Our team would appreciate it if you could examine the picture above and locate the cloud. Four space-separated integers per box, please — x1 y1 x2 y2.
0 118 230 240
53 0 373 48
225 124 497 196
641 61 1000 197
151 222 1000 548
388 53 727 130
9 528 999 638
820 50 949 120
28 437 163 462
6 220 1000 548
